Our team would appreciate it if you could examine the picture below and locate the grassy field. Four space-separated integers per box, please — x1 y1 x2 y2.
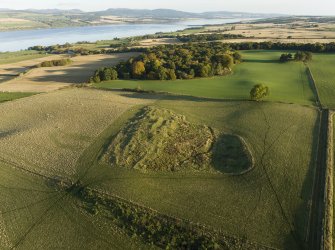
0 88 319 248
78 93 319 248
0 89 152 177
94 50 316 106
309 53 335 109
0 160 148 249
0 51 48 65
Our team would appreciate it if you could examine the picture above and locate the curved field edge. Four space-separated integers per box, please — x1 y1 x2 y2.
0 92 38 103
76 96 319 249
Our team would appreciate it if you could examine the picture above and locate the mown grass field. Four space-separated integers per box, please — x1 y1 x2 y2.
94 50 316 106
0 51 48 65
309 53 335 109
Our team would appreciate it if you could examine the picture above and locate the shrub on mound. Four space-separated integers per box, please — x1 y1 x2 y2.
105 107 253 174
38 58 73 67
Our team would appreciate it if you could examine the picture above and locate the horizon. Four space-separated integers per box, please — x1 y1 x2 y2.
0 0 334 16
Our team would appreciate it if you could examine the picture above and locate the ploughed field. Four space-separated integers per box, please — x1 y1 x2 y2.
0 86 319 249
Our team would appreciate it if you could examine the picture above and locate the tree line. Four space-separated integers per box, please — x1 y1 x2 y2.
279 51 313 62
89 43 242 83
37 58 72 67
224 41 335 52
177 34 245 42
29 41 335 56
68 182 258 249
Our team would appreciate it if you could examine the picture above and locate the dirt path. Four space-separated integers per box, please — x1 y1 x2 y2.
308 109 329 250
306 63 334 249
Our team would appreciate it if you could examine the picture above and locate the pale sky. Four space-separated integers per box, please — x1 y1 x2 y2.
0 0 334 15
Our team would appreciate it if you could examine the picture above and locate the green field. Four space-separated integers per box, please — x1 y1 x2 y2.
0 92 37 103
309 53 335 109
0 51 48 64
94 50 316 106
80 95 319 248
0 88 319 249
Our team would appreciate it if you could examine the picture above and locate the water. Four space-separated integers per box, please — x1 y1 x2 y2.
0 18 247 52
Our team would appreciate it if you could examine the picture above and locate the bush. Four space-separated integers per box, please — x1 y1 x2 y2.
250 84 270 101
39 58 72 67
294 51 313 62
279 53 293 62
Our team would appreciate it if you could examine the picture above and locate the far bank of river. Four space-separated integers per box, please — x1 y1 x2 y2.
0 18 249 52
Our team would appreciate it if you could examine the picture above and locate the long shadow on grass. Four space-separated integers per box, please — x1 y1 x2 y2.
243 59 280 64
114 90 250 103
284 110 321 249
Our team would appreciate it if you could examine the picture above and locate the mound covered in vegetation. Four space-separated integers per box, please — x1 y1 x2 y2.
105 107 253 173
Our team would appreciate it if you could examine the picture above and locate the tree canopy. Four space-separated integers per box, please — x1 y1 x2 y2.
90 43 242 83
250 84 270 101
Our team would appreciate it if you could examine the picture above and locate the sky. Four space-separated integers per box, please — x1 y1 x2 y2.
0 0 334 15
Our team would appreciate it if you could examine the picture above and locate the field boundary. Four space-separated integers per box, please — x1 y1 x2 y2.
306 65 322 108
308 109 333 250
323 111 334 250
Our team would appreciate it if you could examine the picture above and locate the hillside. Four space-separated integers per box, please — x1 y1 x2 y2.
0 8 282 31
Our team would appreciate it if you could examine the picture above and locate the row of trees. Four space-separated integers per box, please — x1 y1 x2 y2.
177 34 245 42
73 184 253 249
29 44 146 56
279 51 313 62
90 43 242 83
225 41 335 52
38 58 72 67
29 40 335 56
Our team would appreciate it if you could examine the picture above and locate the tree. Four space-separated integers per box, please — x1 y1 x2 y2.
279 53 293 62
132 61 146 78
294 51 313 62
250 84 269 101
212 54 234 69
157 66 167 80
110 68 118 80
166 69 177 80
232 52 242 63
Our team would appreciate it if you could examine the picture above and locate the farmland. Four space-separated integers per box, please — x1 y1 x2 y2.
0 53 138 92
2 12 335 249
0 85 319 249
0 51 49 65
309 53 335 109
93 50 315 106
